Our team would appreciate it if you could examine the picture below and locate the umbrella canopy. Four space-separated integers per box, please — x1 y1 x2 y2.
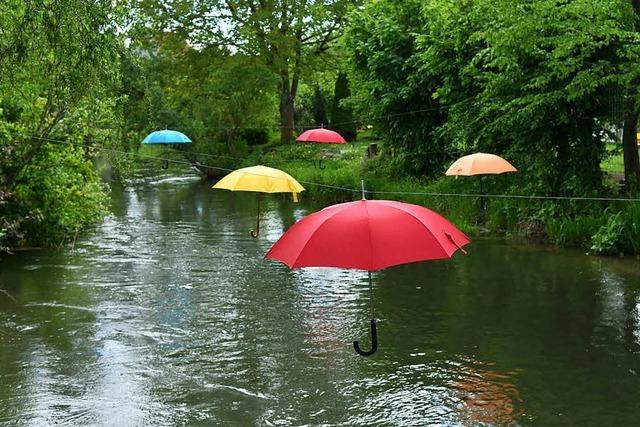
212 165 304 196
142 129 192 144
213 165 304 238
266 196 469 356
445 153 516 176
296 128 346 144
266 199 468 271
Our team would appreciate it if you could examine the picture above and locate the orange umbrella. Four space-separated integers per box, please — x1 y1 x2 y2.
445 153 517 176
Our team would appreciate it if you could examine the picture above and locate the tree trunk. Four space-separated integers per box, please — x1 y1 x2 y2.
278 56 300 144
279 92 295 144
622 101 640 190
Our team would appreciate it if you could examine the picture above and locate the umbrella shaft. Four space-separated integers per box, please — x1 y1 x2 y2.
368 271 374 319
255 194 261 234
250 194 261 238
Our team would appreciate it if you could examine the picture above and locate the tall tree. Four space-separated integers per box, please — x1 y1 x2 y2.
346 0 638 192
622 0 640 191
0 0 121 188
136 0 356 143
0 0 122 248
312 85 328 127
330 72 356 141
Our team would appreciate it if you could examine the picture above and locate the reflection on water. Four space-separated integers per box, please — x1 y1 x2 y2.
1 173 640 425
452 360 523 425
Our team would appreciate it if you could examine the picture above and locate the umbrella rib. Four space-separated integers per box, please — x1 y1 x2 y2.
288 203 355 268
381 203 461 256
362 201 375 272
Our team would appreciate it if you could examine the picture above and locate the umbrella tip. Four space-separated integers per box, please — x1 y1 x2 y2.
361 180 366 200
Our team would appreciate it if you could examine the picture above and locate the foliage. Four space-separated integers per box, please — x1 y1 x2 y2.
0 0 123 250
330 72 357 141
13 144 109 246
313 85 328 128
590 204 640 255
345 0 640 193
135 0 359 143
121 35 278 165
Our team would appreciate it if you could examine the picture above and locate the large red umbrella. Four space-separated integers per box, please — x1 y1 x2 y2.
266 184 470 356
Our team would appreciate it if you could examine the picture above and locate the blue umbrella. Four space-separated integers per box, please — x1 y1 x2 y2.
142 129 192 144
141 129 192 169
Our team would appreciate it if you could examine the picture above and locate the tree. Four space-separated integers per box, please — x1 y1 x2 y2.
346 0 639 192
123 32 277 165
0 0 122 248
621 0 640 191
136 0 356 143
345 0 450 175
0 0 121 188
312 85 328 127
330 72 357 141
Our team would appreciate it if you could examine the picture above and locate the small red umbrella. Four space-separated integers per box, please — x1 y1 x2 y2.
296 128 346 144
266 182 470 356
296 127 346 169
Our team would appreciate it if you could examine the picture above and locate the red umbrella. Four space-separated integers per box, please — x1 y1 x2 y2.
266 183 470 356
296 128 346 144
296 128 346 169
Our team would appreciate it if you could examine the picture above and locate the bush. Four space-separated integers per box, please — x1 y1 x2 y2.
590 205 640 255
241 128 269 146
10 143 109 247
590 212 627 255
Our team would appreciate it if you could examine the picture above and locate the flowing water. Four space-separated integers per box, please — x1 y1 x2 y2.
1 174 640 426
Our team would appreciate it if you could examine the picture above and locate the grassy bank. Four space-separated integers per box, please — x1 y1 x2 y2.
240 138 640 256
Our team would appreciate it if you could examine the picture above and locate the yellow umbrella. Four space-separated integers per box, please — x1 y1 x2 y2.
445 153 517 176
212 165 305 238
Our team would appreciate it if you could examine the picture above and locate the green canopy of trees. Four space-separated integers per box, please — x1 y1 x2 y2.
3 0 640 250
345 0 640 193
0 0 123 247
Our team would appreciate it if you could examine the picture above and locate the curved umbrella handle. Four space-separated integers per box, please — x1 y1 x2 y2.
318 159 326 170
353 319 378 356
161 159 169 170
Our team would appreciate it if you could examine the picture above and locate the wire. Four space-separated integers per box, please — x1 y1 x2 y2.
372 190 640 203
8 133 640 203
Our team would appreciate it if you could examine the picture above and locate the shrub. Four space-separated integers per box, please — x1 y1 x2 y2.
11 143 109 247
241 128 269 146
590 212 627 255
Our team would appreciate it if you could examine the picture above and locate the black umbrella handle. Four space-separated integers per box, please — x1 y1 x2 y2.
353 319 378 356
161 159 169 170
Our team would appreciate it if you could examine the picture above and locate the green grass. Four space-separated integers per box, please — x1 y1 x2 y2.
600 143 640 176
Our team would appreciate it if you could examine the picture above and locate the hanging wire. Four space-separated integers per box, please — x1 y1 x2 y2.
8 132 640 203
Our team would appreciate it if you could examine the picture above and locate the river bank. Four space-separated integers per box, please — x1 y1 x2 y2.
226 137 640 257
